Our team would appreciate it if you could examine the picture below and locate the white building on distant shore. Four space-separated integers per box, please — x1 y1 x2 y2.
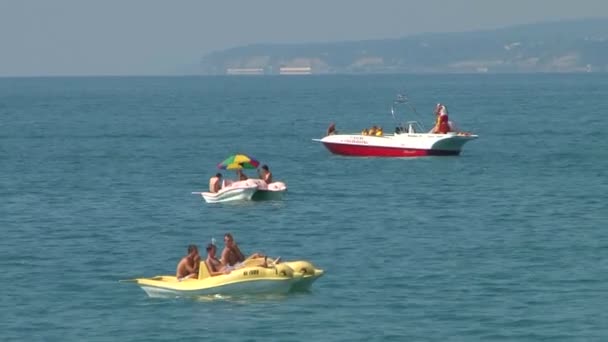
226 68 264 75
279 66 312 75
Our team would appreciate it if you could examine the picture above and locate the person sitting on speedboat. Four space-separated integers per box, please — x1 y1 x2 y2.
209 173 223 193
205 243 231 276
326 122 337 136
375 126 383 136
176 245 200 280
258 164 273 184
236 168 248 181
368 125 377 136
221 233 265 269
361 128 369 136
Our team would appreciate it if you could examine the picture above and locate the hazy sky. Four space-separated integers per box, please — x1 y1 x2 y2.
0 0 607 76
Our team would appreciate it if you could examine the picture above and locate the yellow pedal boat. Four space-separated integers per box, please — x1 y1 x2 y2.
129 258 324 297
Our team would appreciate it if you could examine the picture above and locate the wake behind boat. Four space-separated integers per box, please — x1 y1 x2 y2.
314 95 478 157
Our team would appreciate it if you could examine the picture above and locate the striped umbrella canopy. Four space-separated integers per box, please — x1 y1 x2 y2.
217 154 260 170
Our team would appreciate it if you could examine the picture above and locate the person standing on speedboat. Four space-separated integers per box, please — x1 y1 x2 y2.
432 103 450 134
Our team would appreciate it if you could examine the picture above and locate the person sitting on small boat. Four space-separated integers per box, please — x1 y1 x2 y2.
221 233 265 268
431 103 450 134
209 173 223 193
236 168 248 181
205 243 231 276
361 128 369 136
375 126 383 136
326 122 337 136
176 244 200 280
258 164 273 184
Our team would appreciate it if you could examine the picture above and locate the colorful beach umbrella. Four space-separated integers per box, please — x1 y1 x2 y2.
217 154 260 170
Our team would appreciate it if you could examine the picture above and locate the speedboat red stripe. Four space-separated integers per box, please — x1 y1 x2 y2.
322 142 460 157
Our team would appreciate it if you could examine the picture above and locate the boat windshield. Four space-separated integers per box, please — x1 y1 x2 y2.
391 94 427 132
396 121 424 134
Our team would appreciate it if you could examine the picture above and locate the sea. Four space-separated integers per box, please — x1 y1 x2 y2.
1 74 607 341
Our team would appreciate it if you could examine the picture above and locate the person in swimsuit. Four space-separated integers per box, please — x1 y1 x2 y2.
236 169 248 181
204 244 230 276
209 173 222 193
176 245 200 280
221 233 265 268
258 165 273 184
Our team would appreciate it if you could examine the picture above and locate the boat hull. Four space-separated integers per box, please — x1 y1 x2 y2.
283 261 324 292
200 180 258 203
252 190 285 201
315 133 477 157
201 187 257 203
322 142 460 157
248 179 287 201
130 260 323 298
140 278 297 297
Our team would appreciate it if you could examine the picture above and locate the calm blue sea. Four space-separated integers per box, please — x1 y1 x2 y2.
1 74 607 341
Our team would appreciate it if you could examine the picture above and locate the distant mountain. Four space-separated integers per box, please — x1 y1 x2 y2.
200 18 608 74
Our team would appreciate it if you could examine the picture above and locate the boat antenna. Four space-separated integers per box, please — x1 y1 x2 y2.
394 93 426 131
390 105 399 125
391 94 406 127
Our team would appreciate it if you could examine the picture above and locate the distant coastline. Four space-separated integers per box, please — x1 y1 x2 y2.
200 18 608 75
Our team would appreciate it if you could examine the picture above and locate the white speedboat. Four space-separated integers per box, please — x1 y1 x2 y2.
193 180 258 203
314 124 477 157
313 95 478 157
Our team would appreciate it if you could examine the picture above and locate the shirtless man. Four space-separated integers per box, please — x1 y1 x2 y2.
176 245 200 280
204 244 230 276
236 169 248 181
221 233 264 267
258 165 273 184
209 173 222 193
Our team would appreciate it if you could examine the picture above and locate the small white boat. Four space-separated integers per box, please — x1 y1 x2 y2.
193 180 258 203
